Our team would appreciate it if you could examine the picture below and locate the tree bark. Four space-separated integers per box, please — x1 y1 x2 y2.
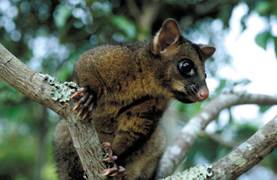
0 43 106 180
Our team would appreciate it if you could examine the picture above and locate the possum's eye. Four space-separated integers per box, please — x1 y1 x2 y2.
178 59 194 77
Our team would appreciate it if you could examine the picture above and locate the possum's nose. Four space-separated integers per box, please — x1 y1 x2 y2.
197 87 209 101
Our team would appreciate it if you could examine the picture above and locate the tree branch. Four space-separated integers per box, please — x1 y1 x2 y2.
162 116 277 179
157 92 277 178
0 43 106 180
126 0 141 21
212 116 277 178
128 0 161 40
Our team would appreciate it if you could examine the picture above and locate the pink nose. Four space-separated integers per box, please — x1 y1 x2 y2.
197 87 209 101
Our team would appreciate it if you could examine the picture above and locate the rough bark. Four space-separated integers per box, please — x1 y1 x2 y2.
162 116 277 180
0 43 106 180
157 93 277 178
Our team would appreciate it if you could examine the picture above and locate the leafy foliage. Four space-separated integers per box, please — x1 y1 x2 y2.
245 0 277 56
0 0 276 179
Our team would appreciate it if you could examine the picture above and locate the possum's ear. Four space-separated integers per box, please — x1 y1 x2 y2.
198 44 216 60
151 18 181 55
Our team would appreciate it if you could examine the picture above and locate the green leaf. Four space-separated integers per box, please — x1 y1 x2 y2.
259 105 271 113
255 31 271 49
255 1 271 16
110 16 136 39
54 5 71 28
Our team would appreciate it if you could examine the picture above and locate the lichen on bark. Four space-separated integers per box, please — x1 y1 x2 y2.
42 74 78 103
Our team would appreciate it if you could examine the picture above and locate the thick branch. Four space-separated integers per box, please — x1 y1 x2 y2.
162 116 277 179
212 116 277 178
0 43 66 117
157 92 277 178
0 43 106 179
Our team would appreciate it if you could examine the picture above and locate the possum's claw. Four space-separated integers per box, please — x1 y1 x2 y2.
101 142 125 177
71 86 95 121
102 165 125 177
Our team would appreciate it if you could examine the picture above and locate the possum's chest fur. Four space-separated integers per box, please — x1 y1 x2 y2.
90 69 170 144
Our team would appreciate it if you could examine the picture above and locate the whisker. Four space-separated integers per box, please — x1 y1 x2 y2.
191 84 197 95
186 87 194 96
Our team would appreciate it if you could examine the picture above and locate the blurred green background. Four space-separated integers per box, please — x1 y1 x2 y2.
0 0 277 180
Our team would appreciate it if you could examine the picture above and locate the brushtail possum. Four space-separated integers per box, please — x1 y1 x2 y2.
53 18 215 180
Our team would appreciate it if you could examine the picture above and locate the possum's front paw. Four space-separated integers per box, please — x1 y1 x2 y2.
70 86 95 121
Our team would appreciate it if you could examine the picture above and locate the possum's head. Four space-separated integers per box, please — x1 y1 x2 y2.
151 18 215 103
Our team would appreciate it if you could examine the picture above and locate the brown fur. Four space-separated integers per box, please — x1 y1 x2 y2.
53 19 215 180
